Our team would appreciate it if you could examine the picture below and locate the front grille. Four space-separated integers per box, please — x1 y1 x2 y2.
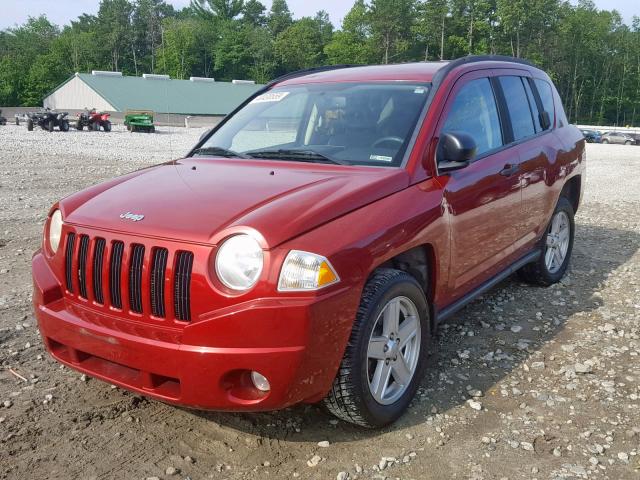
174 251 194 322
63 232 194 323
128 244 145 314
150 248 168 318
109 241 125 309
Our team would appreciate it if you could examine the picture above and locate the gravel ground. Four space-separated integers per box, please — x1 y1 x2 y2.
0 124 639 480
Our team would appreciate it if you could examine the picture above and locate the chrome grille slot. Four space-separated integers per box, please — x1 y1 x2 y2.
128 244 145 314
109 241 125 309
150 248 168 318
174 251 194 322
92 238 106 304
77 235 90 299
65 233 76 293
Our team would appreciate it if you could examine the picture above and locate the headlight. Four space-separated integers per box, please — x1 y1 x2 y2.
48 209 63 254
278 250 339 291
215 234 264 291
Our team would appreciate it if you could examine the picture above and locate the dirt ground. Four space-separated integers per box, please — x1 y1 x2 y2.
0 124 638 480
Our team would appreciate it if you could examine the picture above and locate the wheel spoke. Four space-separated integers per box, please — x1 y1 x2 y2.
371 361 392 401
392 356 412 386
368 336 387 360
382 299 400 336
553 246 563 266
398 315 418 349
545 246 554 269
551 213 561 233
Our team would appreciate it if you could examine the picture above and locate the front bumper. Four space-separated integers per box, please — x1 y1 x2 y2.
32 251 358 410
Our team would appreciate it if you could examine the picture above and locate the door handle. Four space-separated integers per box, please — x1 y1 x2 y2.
499 164 520 177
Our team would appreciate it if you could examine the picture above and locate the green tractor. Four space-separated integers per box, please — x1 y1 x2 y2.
124 110 155 133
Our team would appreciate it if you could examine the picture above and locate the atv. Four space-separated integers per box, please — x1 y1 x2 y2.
26 109 70 132
76 108 112 132
124 110 155 133
0 110 6 126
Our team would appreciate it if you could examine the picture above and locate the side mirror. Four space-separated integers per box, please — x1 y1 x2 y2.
199 128 213 142
437 131 476 172
539 111 551 130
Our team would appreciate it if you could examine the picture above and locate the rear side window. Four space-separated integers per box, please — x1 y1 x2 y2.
442 78 502 156
522 79 543 132
534 79 556 129
499 76 535 140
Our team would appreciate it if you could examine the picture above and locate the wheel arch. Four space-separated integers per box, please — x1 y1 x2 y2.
561 174 581 214
373 244 437 333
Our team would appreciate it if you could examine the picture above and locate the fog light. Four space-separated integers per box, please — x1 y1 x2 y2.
251 371 270 392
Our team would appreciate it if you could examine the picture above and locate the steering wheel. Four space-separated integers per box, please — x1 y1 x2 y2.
372 136 404 149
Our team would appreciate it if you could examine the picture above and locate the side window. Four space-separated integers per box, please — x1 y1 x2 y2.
522 78 542 132
499 76 535 140
534 79 556 129
441 78 502 157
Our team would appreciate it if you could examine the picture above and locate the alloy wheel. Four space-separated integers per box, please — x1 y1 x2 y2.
367 296 421 405
545 210 570 274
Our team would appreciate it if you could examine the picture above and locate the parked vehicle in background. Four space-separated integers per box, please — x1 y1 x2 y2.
124 110 155 133
25 109 70 132
0 110 6 125
580 129 601 143
76 108 112 132
601 131 636 145
32 56 585 428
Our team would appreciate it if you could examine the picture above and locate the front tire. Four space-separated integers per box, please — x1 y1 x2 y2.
324 269 430 428
602 139 609 144
103 121 111 132
519 196 575 286
60 120 69 132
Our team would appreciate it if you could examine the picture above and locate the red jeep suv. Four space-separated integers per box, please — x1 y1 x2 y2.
32 56 585 427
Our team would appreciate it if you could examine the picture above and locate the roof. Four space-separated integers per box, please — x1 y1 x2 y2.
278 62 450 86
277 56 541 87
66 74 264 115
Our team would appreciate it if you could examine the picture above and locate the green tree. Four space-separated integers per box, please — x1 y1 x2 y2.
96 0 134 72
268 0 293 37
191 0 244 21
132 0 176 73
158 18 199 79
275 17 326 70
368 0 415 63
242 0 267 26
325 0 375 65
413 0 450 60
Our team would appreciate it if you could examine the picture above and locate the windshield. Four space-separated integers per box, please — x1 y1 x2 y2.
194 82 430 167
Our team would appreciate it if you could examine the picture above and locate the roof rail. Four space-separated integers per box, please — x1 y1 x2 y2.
267 64 362 87
443 55 537 69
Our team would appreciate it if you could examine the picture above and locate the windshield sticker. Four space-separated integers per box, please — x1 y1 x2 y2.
251 91 290 104
370 155 394 162
414 87 427 94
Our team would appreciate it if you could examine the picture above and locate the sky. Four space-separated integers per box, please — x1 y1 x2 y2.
0 0 637 30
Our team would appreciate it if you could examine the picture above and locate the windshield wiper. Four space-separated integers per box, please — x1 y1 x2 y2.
246 149 347 165
192 146 253 159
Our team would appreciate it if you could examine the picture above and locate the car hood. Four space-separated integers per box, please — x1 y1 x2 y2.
61 157 409 247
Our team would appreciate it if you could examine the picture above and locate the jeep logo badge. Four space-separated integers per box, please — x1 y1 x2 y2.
120 212 145 222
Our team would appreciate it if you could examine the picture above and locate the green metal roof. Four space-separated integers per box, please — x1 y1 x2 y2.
75 73 263 115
